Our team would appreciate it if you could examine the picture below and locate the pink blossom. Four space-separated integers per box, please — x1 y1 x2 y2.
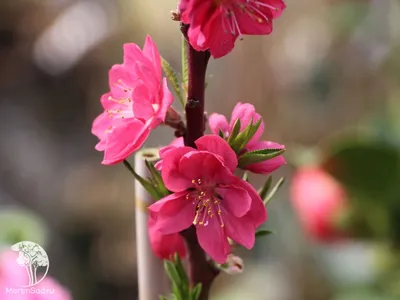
92 36 173 165
209 102 285 174
149 135 267 263
290 166 348 242
148 218 186 259
0 250 72 300
179 0 286 58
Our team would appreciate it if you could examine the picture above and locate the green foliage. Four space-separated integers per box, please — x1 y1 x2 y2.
161 57 185 108
162 253 202 300
181 36 188 96
123 160 170 200
238 148 285 168
230 119 262 153
255 229 273 238
261 177 285 206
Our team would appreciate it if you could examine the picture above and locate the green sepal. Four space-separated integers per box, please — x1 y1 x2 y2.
161 57 185 108
238 148 285 168
218 129 225 139
263 177 285 206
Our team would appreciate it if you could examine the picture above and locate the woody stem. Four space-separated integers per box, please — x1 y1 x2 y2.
180 23 218 300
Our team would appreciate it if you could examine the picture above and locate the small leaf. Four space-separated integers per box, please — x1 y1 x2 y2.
238 148 285 167
159 296 169 300
123 160 161 200
264 177 285 206
164 260 181 286
227 119 241 144
191 283 202 300
218 129 225 139
230 119 262 153
258 176 272 200
161 57 185 108
145 160 170 198
255 229 273 238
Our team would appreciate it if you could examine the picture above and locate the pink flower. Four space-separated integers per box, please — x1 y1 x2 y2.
209 102 285 174
0 250 72 300
149 135 267 263
179 0 286 58
92 35 173 165
290 166 348 242
148 218 186 260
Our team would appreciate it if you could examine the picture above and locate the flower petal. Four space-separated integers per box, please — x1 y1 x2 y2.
195 135 238 172
143 35 162 81
216 185 251 218
208 113 229 137
196 218 230 263
161 147 196 192
102 119 149 165
149 192 195 234
223 212 256 250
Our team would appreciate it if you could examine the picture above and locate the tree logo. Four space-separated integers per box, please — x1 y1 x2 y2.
10 241 50 287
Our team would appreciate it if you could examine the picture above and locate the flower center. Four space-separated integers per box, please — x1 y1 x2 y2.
187 179 225 228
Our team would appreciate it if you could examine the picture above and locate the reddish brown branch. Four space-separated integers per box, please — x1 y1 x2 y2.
180 23 218 300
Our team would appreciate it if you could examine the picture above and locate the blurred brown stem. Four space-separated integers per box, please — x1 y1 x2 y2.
180 23 218 300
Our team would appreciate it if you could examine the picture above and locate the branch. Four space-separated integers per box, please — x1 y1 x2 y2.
180 23 218 300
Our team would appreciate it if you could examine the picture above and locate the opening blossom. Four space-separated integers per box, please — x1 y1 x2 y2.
209 102 286 174
179 0 286 58
148 135 267 263
91 36 173 165
290 166 348 242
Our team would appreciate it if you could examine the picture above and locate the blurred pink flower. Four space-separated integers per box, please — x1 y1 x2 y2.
149 135 266 263
290 166 348 242
92 35 173 165
209 102 285 174
0 250 72 300
179 0 286 58
148 218 186 260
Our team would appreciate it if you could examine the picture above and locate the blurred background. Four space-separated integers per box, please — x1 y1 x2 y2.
0 0 400 299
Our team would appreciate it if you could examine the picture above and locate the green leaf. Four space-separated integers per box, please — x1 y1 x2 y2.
218 129 225 139
123 160 161 200
164 260 181 286
145 160 170 198
263 177 285 206
173 253 188 294
191 283 202 300
159 296 169 300
227 119 241 144
255 229 273 238
258 176 272 200
181 36 188 96
161 57 185 108
230 119 262 153
238 148 285 168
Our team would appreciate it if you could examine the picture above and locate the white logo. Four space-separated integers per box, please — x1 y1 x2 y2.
10 241 49 287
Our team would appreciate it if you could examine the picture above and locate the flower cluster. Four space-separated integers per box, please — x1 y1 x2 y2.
92 0 286 267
